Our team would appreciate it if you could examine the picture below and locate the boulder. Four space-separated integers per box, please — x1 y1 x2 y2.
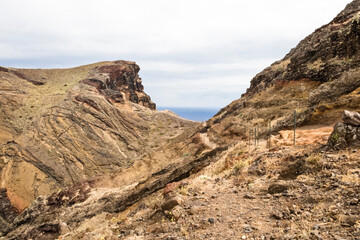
327 122 360 149
343 110 360 126
268 183 289 194
161 197 184 211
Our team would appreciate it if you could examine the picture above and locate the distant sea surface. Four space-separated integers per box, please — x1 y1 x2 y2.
158 106 220 122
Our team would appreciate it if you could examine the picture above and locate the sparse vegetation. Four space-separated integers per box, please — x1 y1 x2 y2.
306 153 321 165
332 132 340 142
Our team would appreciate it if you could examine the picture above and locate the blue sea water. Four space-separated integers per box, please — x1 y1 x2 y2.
158 106 220 122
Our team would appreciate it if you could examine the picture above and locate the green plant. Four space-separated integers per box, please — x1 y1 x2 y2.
232 161 246 176
306 153 321 165
182 153 190 158
331 132 339 142
233 156 252 175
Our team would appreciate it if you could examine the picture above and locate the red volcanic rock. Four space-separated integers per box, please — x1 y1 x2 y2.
81 61 156 110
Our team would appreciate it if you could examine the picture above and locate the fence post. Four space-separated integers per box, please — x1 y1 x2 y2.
256 124 260 146
294 110 296 146
254 127 256 146
249 128 251 146
269 121 271 148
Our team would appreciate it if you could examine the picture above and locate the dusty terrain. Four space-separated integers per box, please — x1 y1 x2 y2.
1 1 360 239
51 127 360 240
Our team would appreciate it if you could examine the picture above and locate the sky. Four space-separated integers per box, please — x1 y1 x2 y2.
0 0 353 108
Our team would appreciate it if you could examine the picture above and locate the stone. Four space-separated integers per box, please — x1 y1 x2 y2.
271 211 284 220
242 224 253 233
278 159 306 180
244 194 256 199
268 183 289 194
342 110 360 126
187 206 200 215
327 122 360 149
208 218 215 224
161 197 184 211
339 214 358 227
0 188 18 231
171 205 184 220
349 198 359 205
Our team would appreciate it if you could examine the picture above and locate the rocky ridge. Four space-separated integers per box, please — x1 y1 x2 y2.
0 61 199 213
2 1 360 239
201 0 360 147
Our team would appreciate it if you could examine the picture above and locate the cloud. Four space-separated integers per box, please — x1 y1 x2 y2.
0 0 352 107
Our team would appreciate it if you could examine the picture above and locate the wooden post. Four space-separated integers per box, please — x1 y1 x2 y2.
269 121 271 148
294 110 296 146
254 127 256 146
249 128 251 146
257 125 259 147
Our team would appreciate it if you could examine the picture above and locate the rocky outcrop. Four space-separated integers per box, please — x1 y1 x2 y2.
0 189 18 233
0 61 198 212
308 70 360 105
343 110 360 126
327 111 360 149
246 0 360 96
201 0 360 146
80 61 156 109
4 1 360 238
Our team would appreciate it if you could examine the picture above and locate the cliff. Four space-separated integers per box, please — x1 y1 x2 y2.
0 61 197 213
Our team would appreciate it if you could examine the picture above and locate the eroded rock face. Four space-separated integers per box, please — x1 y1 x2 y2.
2 145 227 239
246 0 360 96
202 0 360 146
81 61 156 109
0 61 196 212
0 189 19 233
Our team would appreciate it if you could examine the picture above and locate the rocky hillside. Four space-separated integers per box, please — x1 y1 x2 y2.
0 61 199 213
202 0 360 146
2 1 360 239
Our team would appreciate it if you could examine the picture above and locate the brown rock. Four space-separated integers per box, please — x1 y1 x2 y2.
170 205 184 220
0 189 19 233
161 197 184 211
339 214 358 227
268 183 289 194
278 159 306 180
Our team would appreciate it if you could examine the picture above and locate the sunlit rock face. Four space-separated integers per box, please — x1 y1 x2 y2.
0 60 162 211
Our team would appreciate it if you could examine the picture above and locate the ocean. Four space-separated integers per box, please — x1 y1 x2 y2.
158 106 220 122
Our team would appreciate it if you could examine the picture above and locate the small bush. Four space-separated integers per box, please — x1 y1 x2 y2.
306 153 321 165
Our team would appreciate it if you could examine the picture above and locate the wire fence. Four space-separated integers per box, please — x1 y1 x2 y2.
246 97 359 149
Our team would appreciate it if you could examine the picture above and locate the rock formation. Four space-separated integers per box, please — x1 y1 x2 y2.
343 110 360 126
0 189 18 234
2 0 360 239
327 110 360 149
246 0 360 97
201 0 360 147
0 61 198 212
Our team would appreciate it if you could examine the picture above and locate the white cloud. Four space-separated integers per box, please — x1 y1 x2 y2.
0 0 353 107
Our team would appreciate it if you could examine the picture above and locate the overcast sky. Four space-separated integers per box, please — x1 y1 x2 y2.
0 0 352 108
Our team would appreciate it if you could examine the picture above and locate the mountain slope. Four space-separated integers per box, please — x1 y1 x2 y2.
2 1 360 239
203 0 360 146
0 61 199 212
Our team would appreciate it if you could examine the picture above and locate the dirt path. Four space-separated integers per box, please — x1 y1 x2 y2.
200 133 217 149
251 125 334 149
